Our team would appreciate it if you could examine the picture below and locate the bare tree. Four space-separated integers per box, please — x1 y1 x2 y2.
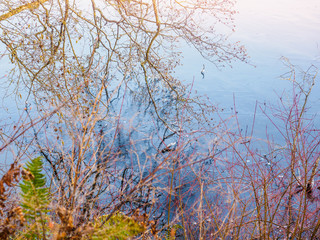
0 0 252 239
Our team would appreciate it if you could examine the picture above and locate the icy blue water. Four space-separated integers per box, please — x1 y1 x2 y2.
1 0 320 143
176 0 320 140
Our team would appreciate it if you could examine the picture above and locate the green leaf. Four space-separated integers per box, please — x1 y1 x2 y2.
91 212 145 240
19 157 51 239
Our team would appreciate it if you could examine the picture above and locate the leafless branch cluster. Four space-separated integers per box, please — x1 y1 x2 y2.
1 1 319 239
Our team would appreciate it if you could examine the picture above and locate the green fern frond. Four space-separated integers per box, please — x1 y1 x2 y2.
19 156 50 239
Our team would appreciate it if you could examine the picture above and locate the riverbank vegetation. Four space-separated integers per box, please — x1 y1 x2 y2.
0 0 319 239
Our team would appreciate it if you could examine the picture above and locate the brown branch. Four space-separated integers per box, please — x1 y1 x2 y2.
0 0 49 22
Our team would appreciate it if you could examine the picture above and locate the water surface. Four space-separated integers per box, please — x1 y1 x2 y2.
177 0 320 140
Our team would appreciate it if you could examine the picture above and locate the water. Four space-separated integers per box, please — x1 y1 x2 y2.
1 0 320 147
176 0 320 141
0 1 319 235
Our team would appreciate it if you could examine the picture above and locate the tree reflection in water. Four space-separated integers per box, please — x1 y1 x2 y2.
1 1 319 239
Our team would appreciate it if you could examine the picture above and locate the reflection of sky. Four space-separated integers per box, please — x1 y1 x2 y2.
0 52 21 122
235 0 320 61
1 0 320 141
176 0 320 140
